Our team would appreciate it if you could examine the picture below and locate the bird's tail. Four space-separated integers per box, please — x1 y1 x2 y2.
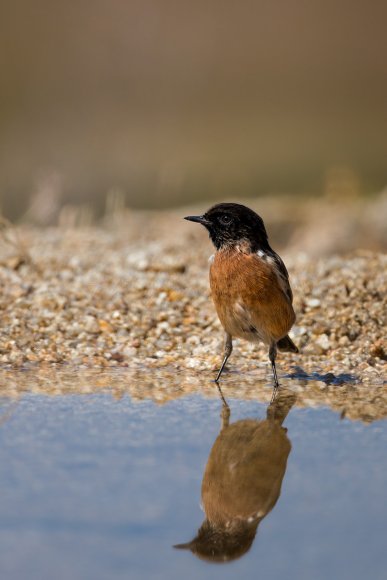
277 334 299 353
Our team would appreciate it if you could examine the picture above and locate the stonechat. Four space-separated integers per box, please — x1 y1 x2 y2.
174 386 296 562
184 202 298 387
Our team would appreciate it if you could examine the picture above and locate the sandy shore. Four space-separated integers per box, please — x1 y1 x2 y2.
0 204 385 418
0 205 387 421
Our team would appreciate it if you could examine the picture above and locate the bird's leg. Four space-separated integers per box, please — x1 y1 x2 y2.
269 342 280 402
220 403 230 430
216 383 230 430
215 333 233 382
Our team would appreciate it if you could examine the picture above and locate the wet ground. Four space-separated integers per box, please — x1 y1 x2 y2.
0 370 386 580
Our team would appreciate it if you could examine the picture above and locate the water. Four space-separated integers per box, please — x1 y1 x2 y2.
0 372 386 580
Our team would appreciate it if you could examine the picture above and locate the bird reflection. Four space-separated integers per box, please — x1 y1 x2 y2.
175 386 296 563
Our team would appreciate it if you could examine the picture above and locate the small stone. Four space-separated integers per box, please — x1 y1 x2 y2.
84 316 100 334
290 326 308 337
306 298 321 308
315 334 331 351
370 340 387 361
98 320 113 333
123 346 138 357
167 290 184 302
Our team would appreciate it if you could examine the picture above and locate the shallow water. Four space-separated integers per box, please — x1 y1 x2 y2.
0 372 386 580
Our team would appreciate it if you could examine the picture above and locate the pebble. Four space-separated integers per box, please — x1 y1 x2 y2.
306 298 321 308
84 316 100 334
315 334 331 352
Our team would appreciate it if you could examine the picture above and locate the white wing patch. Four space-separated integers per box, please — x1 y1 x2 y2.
208 253 214 264
256 249 275 265
256 249 292 302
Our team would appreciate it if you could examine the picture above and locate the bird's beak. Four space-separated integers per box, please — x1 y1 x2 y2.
173 541 194 550
184 215 211 226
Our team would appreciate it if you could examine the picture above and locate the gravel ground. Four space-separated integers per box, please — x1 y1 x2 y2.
0 205 385 417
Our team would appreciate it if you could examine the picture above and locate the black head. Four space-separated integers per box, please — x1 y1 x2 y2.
184 203 269 250
174 519 258 563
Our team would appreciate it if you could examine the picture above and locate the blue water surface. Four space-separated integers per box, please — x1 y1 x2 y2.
0 389 385 580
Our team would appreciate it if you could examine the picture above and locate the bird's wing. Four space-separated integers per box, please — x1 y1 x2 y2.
257 249 293 303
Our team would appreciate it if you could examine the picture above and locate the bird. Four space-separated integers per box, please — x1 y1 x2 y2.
174 386 296 562
184 202 298 388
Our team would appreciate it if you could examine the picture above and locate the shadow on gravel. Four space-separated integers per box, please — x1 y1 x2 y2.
285 366 359 386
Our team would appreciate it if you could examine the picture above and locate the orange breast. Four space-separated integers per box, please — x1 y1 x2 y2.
209 249 295 344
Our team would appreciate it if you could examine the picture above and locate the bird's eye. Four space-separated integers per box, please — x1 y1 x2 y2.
219 214 233 226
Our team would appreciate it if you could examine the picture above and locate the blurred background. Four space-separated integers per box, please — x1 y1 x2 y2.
0 0 386 240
